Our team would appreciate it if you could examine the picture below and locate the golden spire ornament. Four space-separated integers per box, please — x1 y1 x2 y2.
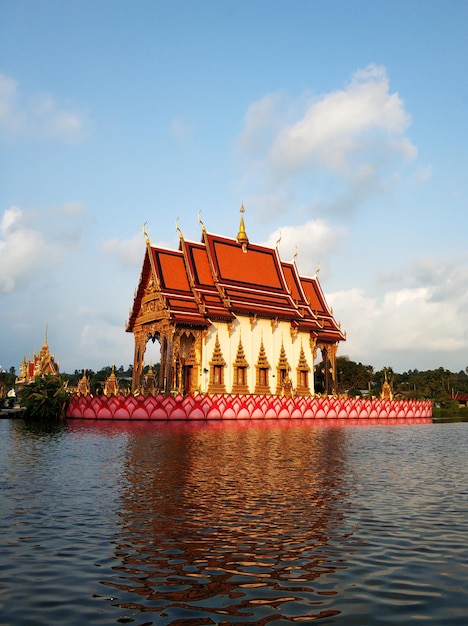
236 203 249 253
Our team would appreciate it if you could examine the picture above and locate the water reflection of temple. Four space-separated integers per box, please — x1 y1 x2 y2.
103 422 350 621
126 206 346 397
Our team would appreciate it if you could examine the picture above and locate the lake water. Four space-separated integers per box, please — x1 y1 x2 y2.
1 418 467 625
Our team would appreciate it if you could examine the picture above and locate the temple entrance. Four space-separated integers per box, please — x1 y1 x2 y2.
174 331 199 394
145 334 161 368
183 365 193 395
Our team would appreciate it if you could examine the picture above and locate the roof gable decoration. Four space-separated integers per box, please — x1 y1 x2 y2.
128 253 169 331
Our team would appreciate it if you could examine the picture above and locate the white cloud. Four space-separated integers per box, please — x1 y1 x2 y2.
0 73 88 142
103 230 178 270
238 92 284 156
0 206 60 292
269 65 416 178
264 218 346 276
329 253 468 370
102 233 146 269
79 322 134 370
238 65 417 219
0 204 85 292
63 201 86 216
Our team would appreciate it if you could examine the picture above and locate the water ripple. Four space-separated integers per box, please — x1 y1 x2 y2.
1 420 468 624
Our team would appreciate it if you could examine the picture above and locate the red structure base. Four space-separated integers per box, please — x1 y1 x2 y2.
66 393 433 422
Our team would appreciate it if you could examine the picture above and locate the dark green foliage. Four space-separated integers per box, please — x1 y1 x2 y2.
19 375 69 420
0 367 16 406
336 356 374 393
61 364 134 394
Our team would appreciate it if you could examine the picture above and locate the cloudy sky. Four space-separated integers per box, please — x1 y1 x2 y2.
1 0 467 375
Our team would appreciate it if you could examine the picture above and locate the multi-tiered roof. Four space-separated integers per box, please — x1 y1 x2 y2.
127 213 345 346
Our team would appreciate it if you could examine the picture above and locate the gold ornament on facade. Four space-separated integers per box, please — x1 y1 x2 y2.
254 341 271 395
232 337 250 394
276 343 292 395
208 334 226 394
289 323 298 342
296 345 311 396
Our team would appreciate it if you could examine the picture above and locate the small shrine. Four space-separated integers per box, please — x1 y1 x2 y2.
127 206 346 397
142 363 158 396
77 370 91 396
103 365 120 396
380 370 394 401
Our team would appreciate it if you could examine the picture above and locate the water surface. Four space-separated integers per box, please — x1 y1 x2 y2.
1 419 467 625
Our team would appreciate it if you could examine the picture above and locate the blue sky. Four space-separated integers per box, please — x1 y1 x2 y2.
1 0 467 375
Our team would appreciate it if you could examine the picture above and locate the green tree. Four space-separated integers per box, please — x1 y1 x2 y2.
336 356 373 394
19 375 69 420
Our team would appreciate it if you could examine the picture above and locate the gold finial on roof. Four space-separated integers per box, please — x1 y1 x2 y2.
198 210 206 232
292 246 298 263
142 222 150 245
236 203 249 253
275 231 282 249
175 217 183 239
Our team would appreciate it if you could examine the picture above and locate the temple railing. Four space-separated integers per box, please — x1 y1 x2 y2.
66 393 433 422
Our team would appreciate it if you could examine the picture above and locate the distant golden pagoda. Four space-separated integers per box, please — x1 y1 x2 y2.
16 326 59 386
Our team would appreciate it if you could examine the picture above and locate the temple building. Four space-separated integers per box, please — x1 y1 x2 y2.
126 207 345 396
16 327 60 387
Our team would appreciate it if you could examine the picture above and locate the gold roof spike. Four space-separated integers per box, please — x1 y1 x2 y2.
236 203 249 253
175 217 183 240
198 210 206 232
142 222 150 245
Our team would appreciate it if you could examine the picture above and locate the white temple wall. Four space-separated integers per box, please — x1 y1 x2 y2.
201 316 315 395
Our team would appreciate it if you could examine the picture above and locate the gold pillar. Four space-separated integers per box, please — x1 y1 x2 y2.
132 330 147 392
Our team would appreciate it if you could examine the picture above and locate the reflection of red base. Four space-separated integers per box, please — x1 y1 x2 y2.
66 393 433 422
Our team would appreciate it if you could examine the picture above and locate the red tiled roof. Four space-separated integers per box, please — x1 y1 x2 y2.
300 276 344 340
127 229 345 343
153 249 191 292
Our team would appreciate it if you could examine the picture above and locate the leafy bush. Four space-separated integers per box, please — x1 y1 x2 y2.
19 375 69 420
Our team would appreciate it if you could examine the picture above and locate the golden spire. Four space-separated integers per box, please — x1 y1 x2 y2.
236 203 249 253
